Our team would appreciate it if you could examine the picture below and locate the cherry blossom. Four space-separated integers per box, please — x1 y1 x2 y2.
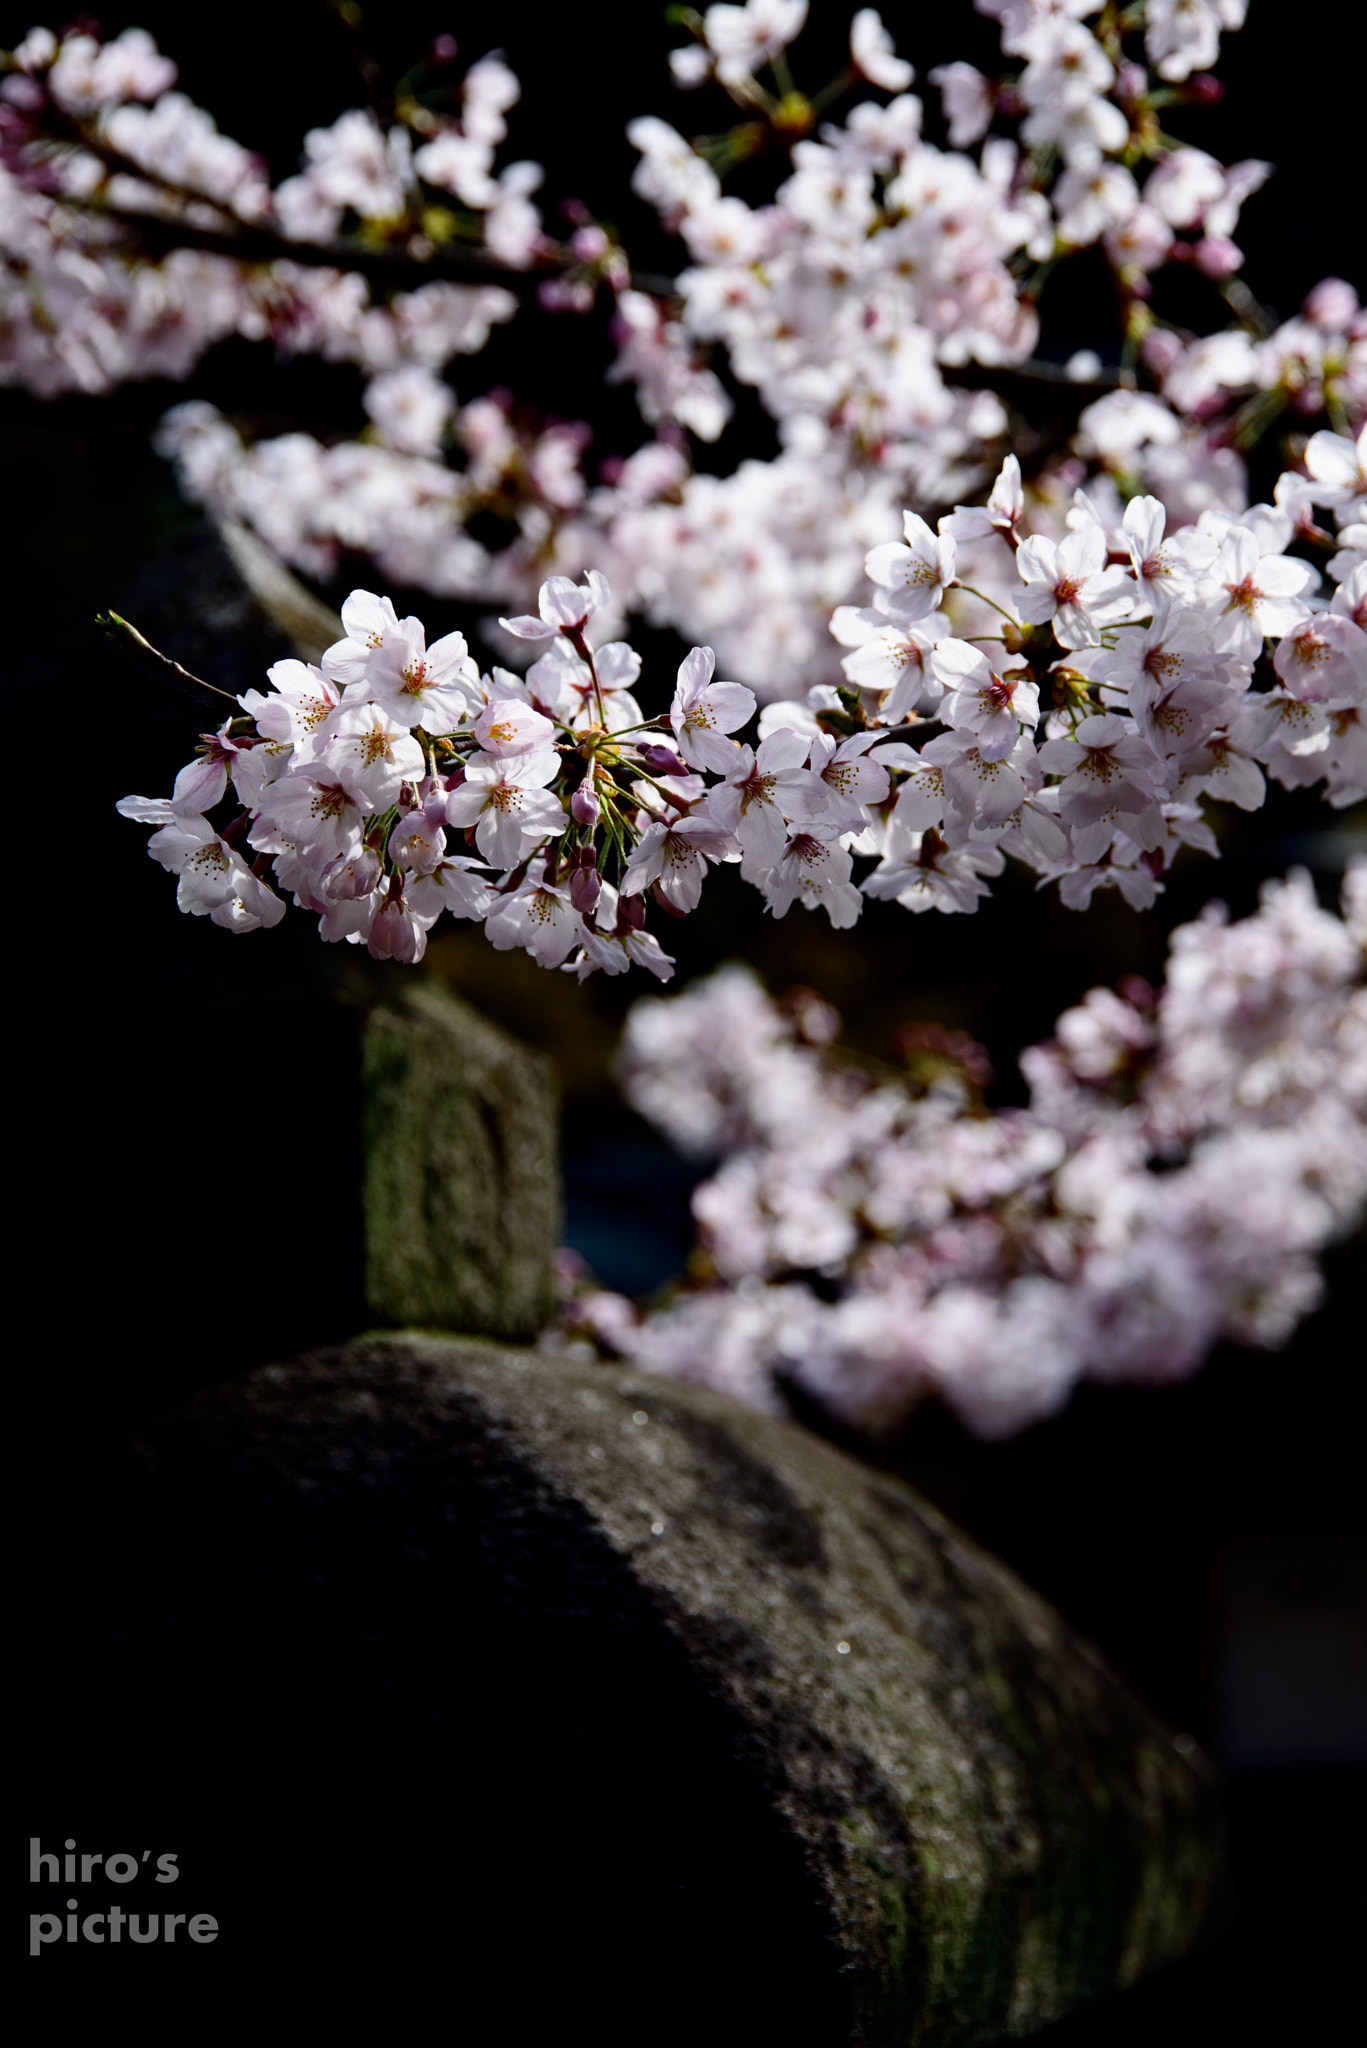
931 641 1040 757
705 730 828 865
554 864 1367 1438
1200 529 1317 661
445 753 565 868
360 618 480 732
317 702 425 807
23 4 1347 978
669 648 756 773
1015 526 1132 648
864 515 958 627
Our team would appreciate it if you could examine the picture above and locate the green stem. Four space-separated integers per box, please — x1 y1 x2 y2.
954 584 1021 624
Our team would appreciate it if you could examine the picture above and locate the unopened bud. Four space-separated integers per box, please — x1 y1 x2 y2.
539 277 595 314
571 780 600 824
570 224 610 263
569 860 601 915
1141 328 1183 378
1303 277 1358 328
618 893 646 933
1193 236 1243 280
321 845 381 900
635 743 689 776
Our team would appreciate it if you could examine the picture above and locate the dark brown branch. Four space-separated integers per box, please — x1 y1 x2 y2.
942 359 1128 402
86 203 564 295
54 180 681 300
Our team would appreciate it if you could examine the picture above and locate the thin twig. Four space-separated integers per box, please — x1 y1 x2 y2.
97 612 239 705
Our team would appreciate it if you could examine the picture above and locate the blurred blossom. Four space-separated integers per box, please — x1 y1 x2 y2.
547 865 1367 1438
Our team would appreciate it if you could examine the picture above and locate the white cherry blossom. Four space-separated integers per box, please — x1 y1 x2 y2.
669 647 756 773
444 755 564 868
363 618 480 732
864 514 957 627
317 701 425 807
931 641 1040 758
1015 527 1134 648
1200 530 1317 661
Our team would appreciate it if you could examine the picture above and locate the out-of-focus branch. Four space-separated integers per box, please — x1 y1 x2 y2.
943 359 1128 402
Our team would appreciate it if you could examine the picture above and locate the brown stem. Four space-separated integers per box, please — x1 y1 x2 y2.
97 611 239 704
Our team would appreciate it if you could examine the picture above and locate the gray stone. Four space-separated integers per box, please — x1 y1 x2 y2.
121 1333 1223 2041
213 514 345 663
357 976 561 1340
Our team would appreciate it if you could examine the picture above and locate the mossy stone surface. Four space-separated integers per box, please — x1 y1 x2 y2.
127 1334 1224 2042
358 979 560 1340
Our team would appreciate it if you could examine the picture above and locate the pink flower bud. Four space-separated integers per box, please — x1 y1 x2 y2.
369 898 423 963
571 781 600 824
321 846 381 900
635 743 690 776
569 861 601 915
570 225 609 263
1193 237 1243 279
538 278 595 313
1141 330 1183 378
1304 277 1359 329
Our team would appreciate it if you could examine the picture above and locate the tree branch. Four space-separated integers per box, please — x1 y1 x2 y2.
98 611 240 705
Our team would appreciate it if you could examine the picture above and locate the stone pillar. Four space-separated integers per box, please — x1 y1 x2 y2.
358 978 560 1341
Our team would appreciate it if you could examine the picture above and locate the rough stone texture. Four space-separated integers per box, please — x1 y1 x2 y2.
358 977 561 1339
99 1334 1223 2041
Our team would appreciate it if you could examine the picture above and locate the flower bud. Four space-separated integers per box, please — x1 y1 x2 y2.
569 858 601 915
634 743 690 776
320 845 381 900
1141 329 1183 378
1304 277 1358 329
571 780 600 824
570 224 609 263
369 897 424 964
1193 236 1242 280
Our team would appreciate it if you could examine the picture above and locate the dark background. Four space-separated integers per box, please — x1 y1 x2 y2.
8 2 1364 2036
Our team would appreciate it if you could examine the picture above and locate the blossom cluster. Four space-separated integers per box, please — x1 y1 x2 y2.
806 438 1367 916
117 568 745 978
551 861 1367 1438
6 7 1362 708
117 423 1367 966
116 426 1366 971
0 25 528 396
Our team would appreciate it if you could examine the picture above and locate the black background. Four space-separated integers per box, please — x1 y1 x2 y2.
8 2 1364 2037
